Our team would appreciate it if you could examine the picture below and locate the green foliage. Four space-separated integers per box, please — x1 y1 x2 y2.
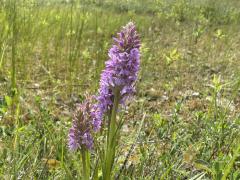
0 0 240 179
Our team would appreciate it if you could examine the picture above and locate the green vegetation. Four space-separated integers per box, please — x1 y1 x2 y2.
0 0 240 179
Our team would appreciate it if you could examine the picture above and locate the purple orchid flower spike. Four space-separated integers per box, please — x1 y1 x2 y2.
92 22 141 129
68 95 95 151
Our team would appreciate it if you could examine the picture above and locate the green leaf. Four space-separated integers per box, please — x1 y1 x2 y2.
222 144 240 180
194 162 213 175
4 95 12 107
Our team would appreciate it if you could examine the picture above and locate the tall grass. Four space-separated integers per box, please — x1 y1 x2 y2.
0 0 240 179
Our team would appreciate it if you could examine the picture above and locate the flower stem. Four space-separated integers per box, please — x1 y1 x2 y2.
81 148 90 180
104 88 121 180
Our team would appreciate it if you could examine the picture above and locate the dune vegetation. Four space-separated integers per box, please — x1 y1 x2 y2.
0 0 240 179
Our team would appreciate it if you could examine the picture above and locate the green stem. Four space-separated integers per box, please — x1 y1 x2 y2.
11 0 17 91
104 88 121 180
81 148 90 180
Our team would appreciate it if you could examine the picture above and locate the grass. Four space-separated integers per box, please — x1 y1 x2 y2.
0 0 240 179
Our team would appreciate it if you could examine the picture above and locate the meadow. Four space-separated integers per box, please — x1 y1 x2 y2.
0 0 240 179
